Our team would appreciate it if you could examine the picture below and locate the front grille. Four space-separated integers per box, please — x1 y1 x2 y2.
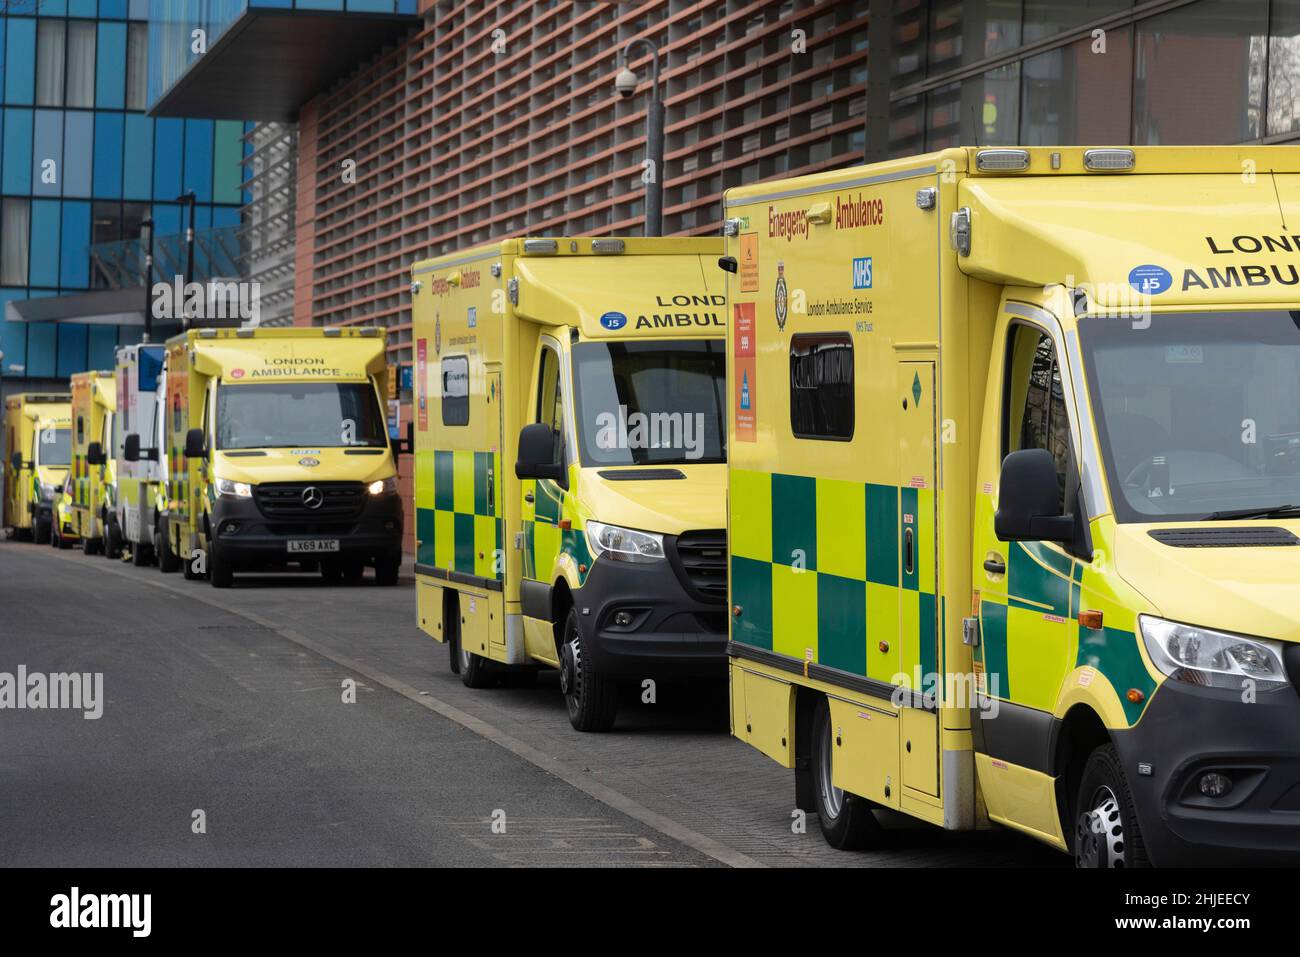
672 529 727 604
254 482 366 522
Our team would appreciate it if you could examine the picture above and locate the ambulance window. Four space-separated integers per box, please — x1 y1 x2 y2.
76 416 84 445
441 355 469 426
537 344 566 460
789 333 854 440
1003 324 1071 512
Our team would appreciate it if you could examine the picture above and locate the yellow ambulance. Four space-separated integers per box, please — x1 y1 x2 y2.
411 237 728 731
70 371 117 555
163 326 403 588
4 393 71 543
723 145 1300 867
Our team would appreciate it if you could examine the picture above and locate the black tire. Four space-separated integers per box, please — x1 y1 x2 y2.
82 533 100 556
1073 744 1149 868
559 607 618 732
132 538 154 566
341 560 364 585
320 562 342 584
34 517 51 545
459 638 494 688
156 523 181 573
209 545 234 588
810 697 890 850
104 517 122 559
182 545 204 580
374 553 400 586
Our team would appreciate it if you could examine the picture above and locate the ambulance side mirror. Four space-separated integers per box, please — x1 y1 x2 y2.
10 451 23 471
124 433 141 462
515 423 564 482
86 442 106 466
994 449 1075 544
184 428 208 461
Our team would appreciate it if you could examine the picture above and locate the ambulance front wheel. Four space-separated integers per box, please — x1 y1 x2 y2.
104 516 123 559
155 523 181 573
560 607 618 733
34 517 51 545
811 697 889 850
82 533 100 556
1072 744 1149 868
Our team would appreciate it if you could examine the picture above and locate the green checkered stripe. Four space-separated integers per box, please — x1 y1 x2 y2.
519 478 592 585
729 468 938 686
416 448 503 581
978 541 1154 725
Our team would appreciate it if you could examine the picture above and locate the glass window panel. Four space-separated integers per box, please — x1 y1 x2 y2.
1023 0 1134 45
36 20 66 108
5 18 37 106
927 63 1021 150
1 199 31 287
1021 27 1133 144
1134 0 1267 144
126 23 148 111
96 21 127 110
66 21 96 109
1268 0 1300 137
930 0 1023 73
893 0 929 88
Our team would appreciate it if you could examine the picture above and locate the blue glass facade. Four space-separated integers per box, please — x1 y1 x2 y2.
0 0 246 380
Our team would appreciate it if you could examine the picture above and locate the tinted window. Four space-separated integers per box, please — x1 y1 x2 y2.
1004 324 1070 511
790 333 854 440
441 356 469 427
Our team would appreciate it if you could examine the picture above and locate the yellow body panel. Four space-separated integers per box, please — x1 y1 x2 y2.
161 327 396 563
70 372 116 544
725 145 1300 862
4 394 70 534
410 236 727 677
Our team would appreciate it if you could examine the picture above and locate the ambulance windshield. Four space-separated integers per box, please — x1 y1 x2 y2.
1079 310 1300 522
571 339 726 466
36 427 71 466
215 382 387 450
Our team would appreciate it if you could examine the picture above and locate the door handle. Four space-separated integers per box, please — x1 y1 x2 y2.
524 491 534 504
983 555 1006 576
903 527 914 575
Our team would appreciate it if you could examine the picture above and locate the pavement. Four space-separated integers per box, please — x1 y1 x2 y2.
0 536 1061 867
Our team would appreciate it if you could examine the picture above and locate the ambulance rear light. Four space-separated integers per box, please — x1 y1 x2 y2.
591 239 625 254
975 149 1030 172
523 239 558 255
1083 148 1135 171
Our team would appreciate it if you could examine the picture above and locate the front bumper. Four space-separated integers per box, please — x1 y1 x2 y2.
209 491 403 567
1114 666 1300 866
572 556 728 679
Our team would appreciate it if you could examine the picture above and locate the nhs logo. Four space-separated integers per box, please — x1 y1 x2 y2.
852 257 873 290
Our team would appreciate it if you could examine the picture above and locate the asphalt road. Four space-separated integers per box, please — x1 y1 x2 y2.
0 537 1061 868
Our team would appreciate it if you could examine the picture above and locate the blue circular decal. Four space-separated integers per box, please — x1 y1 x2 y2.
600 311 628 331
1128 264 1172 295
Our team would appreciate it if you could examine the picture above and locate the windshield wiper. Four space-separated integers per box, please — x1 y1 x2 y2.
1205 504 1300 521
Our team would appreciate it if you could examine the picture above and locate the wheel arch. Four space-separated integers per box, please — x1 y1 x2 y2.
1052 702 1112 847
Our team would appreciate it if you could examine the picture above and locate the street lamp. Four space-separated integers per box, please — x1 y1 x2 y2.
616 38 664 237
176 191 197 327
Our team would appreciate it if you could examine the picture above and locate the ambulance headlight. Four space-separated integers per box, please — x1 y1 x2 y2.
1139 615 1290 692
368 476 398 496
585 521 665 563
214 476 253 499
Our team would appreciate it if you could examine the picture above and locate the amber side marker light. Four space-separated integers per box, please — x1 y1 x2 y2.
1126 688 1145 704
1079 610 1104 629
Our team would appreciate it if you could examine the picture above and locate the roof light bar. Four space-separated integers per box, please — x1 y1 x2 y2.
522 239 558 254
591 239 625 254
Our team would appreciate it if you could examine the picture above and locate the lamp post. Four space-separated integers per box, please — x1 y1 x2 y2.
140 217 154 342
176 191 197 327
615 38 664 237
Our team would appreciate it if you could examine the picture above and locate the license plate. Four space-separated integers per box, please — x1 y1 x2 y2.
287 539 339 553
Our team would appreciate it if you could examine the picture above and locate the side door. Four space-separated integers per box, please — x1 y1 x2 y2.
521 336 569 589
976 317 1078 759
897 359 940 796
